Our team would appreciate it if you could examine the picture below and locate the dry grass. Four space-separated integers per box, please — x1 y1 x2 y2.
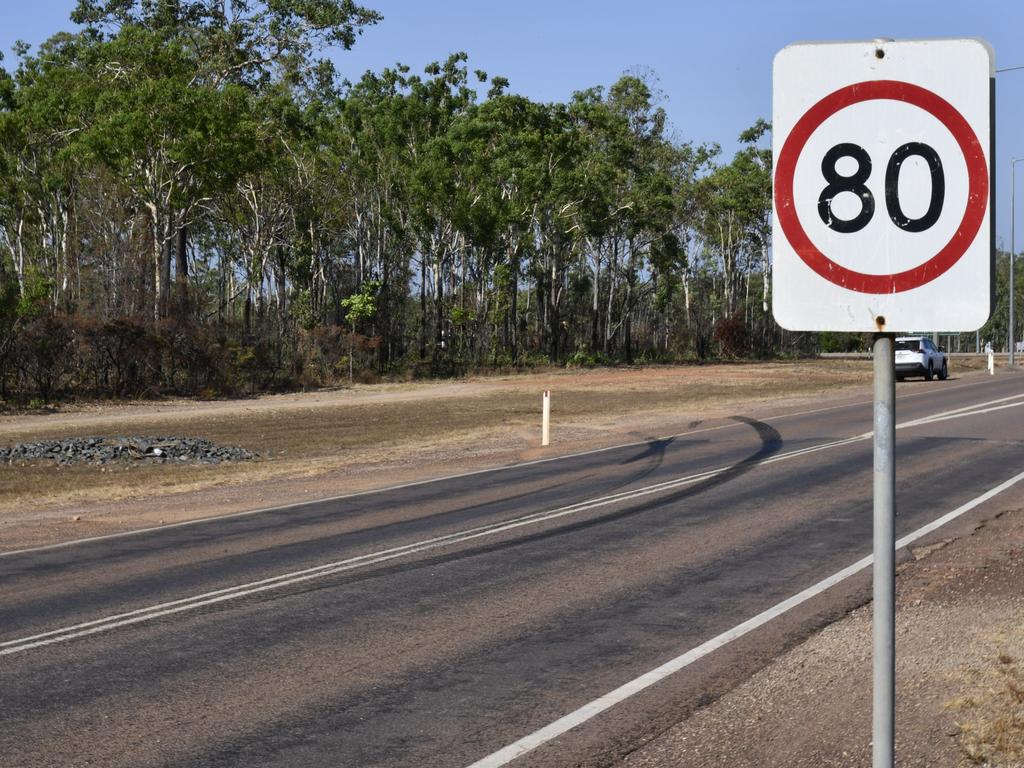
0 360 872 512
950 632 1024 767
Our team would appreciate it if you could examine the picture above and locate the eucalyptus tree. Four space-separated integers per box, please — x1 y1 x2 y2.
692 120 772 355
335 65 420 365
522 102 576 361
403 58 464 360
286 94 357 330
557 76 676 359
77 24 259 321
604 75 680 360
0 34 93 309
556 88 613 353
204 83 312 332
733 119 773 341
454 91 555 362
440 98 501 363
71 0 382 87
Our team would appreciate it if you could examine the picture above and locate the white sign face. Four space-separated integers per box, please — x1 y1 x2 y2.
772 38 993 332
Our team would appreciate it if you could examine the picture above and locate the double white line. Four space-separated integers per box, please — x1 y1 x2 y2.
3 392 1023 657
0 458 763 657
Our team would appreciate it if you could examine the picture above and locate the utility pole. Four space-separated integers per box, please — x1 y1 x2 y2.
1011 158 1022 364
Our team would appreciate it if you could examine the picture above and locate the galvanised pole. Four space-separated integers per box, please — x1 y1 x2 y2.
872 333 896 768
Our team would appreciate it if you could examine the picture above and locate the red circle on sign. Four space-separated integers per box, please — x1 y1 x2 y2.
774 80 989 294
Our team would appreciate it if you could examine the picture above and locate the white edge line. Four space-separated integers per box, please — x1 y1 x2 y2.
896 400 1024 430
464 467 1024 768
0 373 1003 559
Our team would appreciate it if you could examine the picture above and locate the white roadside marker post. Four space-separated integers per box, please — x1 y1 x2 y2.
542 390 551 447
989 351 995 375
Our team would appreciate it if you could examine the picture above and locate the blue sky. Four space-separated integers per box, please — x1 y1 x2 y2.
3 0 1024 248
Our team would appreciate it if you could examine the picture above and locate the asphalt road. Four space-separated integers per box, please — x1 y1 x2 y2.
2 370 1024 768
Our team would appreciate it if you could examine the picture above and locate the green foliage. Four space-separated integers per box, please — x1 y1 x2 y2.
450 306 475 326
0 6 790 402
566 349 613 368
291 290 316 331
818 332 866 354
72 1 382 86
15 268 51 319
340 279 380 326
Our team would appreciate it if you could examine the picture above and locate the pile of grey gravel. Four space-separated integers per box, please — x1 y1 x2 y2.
0 436 258 466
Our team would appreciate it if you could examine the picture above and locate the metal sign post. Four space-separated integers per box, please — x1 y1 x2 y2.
772 38 994 768
872 333 896 768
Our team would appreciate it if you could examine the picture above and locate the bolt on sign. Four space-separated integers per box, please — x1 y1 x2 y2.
772 39 994 332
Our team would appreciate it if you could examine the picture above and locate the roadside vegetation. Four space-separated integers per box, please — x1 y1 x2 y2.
0 0 776 405
0 2 1014 407
951 637 1024 767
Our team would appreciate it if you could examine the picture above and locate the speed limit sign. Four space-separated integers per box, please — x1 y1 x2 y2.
772 38 994 332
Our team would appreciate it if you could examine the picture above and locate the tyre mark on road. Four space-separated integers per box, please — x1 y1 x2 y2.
4 395 1021 656
0 419 780 656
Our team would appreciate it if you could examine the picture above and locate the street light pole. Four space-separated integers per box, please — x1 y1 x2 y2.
1012 159 1022 365
998 63 1023 364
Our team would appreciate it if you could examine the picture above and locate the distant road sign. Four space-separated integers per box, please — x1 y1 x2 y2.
772 39 994 333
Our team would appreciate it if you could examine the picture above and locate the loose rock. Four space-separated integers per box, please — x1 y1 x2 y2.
0 436 258 466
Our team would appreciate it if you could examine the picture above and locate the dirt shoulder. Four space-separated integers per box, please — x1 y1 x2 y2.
0 360 875 551
618 501 1024 768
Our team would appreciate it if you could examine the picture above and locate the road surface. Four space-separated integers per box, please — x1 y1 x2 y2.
2 370 1023 767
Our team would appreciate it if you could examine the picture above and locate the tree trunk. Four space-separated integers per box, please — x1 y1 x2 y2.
549 258 560 360
434 255 444 359
14 217 26 298
419 256 427 360
508 252 519 363
605 239 618 354
159 210 172 319
148 205 162 324
275 245 287 323
175 224 189 317
591 248 600 352
624 282 634 364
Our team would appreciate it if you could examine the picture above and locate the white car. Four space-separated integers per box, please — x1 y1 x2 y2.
895 336 947 381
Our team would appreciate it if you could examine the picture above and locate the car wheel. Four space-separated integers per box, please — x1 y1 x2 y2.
925 362 934 381
939 360 948 380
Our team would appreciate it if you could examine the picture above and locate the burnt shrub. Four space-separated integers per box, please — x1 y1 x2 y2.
166 322 259 397
83 316 153 396
296 325 347 387
714 311 750 358
14 314 76 404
